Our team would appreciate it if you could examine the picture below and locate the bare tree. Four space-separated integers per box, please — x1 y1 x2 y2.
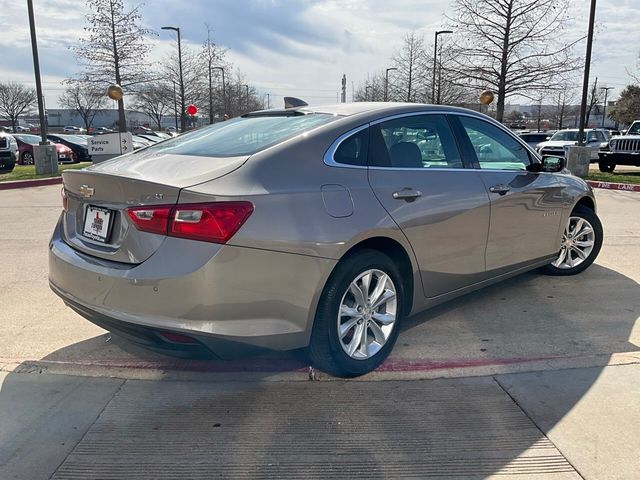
59 82 107 130
0 82 37 132
447 0 582 122
164 44 207 125
200 25 226 124
585 77 601 127
72 0 154 132
133 84 174 130
391 32 428 102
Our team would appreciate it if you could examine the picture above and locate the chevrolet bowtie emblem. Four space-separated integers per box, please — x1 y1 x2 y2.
79 185 95 198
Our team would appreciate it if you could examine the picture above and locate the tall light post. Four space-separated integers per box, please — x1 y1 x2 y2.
241 84 249 109
172 80 178 131
27 0 48 144
162 26 185 132
600 86 613 128
432 30 453 104
578 0 597 146
384 67 397 102
212 66 226 116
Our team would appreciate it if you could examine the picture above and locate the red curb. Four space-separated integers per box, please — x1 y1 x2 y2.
0 176 62 190
586 180 640 192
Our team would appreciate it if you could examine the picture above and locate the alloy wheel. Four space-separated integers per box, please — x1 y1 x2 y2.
552 216 596 269
337 269 397 360
23 152 33 165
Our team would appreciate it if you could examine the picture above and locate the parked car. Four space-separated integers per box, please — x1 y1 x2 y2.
93 127 114 135
131 135 154 149
49 103 603 377
15 125 31 133
13 134 75 164
47 134 91 162
0 133 18 173
63 126 85 133
132 125 153 135
598 120 640 172
137 134 165 144
537 128 609 161
518 131 551 149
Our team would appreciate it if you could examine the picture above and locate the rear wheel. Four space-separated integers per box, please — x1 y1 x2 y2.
598 161 615 173
22 151 34 165
308 250 404 377
540 205 603 276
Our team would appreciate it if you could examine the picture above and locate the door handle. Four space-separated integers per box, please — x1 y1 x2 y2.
392 188 422 202
489 184 511 195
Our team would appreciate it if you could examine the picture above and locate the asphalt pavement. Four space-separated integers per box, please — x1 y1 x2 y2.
0 184 638 479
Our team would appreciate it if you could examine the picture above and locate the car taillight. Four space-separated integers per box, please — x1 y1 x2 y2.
125 202 253 244
61 187 68 212
125 206 172 235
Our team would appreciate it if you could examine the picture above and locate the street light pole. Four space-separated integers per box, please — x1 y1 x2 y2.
600 86 613 128
365 85 371 101
27 0 48 144
212 67 226 116
385 67 397 102
432 30 453 104
172 80 178 131
162 26 185 132
578 0 597 146
241 84 249 109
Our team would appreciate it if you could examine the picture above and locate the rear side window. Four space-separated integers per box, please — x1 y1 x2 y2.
333 128 369 166
135 113 337 157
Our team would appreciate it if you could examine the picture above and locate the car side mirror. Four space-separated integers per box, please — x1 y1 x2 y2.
541 155 565 173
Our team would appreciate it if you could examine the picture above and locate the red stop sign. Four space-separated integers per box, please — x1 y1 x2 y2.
186 104 198 116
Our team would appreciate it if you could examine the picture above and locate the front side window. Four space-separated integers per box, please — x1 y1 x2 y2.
459 116 531 170
369 114 462 169
134 113 337 158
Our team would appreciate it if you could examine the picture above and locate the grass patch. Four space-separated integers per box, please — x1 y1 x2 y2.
0 162 91 182
587 171 640 185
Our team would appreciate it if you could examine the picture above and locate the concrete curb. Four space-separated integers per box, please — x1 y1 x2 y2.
586 180 640 192
0 176 62 190
2 351 639 382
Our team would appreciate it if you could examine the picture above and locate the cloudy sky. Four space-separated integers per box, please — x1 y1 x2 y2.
1 0 639 109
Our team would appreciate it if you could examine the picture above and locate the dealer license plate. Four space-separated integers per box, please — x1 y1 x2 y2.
83 205 113 243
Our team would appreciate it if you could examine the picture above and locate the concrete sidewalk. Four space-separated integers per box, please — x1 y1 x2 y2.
2 364 639 479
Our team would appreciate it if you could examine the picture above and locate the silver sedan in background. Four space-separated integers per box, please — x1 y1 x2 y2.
49 103 603 377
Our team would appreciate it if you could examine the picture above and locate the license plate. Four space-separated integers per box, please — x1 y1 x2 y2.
83 206 113 243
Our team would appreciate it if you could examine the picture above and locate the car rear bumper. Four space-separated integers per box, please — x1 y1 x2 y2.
598 151 640 166
49 214 336 356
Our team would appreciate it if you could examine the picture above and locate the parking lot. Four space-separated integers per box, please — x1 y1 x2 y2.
1 185 639 479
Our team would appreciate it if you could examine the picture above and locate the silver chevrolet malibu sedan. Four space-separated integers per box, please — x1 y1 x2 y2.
49 103 603 377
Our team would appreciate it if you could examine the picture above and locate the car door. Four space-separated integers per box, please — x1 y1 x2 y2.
453 115 564 273
367 113 490 298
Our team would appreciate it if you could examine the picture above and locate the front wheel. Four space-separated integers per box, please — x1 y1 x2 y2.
22 152 34 165
540 205 603 276
598 161 616 173
308 250 404 377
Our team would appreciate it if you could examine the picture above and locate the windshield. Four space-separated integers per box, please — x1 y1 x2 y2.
549 131 582 142
14 134 41 145
134 113 337 157
627 122 640 135
60 135 88 145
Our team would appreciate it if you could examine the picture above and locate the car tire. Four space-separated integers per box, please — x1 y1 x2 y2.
540 204 603 276
22 152 34 165
598 161 615 173
308 249 404 378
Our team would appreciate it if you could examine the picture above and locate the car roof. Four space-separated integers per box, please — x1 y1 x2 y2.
249 102 488 119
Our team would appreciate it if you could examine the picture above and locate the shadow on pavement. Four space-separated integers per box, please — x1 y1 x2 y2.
1 263 638 479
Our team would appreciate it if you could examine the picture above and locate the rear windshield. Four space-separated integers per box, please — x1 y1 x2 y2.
135 113 337 157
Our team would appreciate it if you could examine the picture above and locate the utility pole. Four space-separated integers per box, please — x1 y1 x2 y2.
27 0 48 144
600 86 613 128
162 26 185 132
172 80 178 131
578 0 597 146
432 30 453 104
341 74 347 103
385 67 397 102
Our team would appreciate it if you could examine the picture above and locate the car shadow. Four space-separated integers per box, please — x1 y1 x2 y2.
1 263 638 479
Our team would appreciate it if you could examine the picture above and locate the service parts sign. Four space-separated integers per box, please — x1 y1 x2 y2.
88 132 133 156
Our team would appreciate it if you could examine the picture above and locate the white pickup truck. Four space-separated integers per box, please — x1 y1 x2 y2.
0 133 18 173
